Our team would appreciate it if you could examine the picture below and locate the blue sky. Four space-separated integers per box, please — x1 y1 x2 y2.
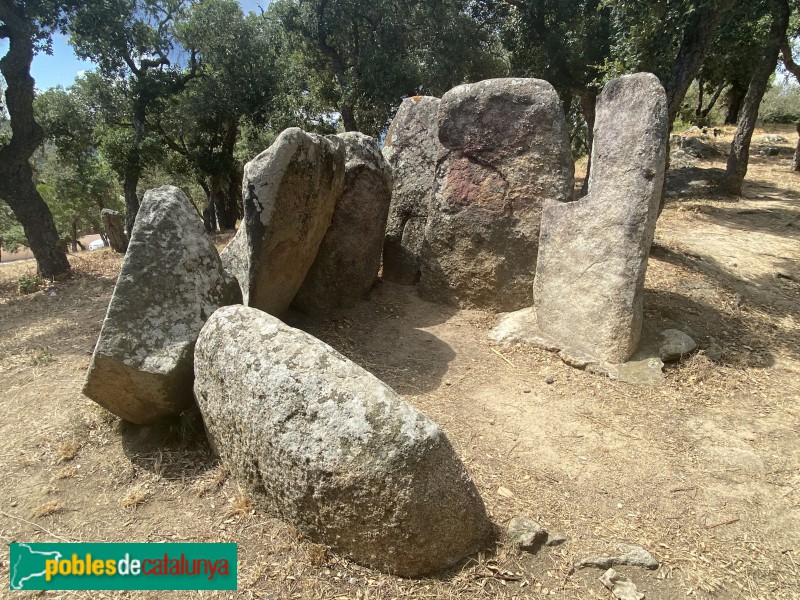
0 0 270 91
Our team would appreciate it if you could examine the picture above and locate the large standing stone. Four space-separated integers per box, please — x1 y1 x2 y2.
220 128 345 315
293 132 392 311
83 186 241 425
381 96 442 284
419 79 574 310
530 73 668 363
194 305 491 577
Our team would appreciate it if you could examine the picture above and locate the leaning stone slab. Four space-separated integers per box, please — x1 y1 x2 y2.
492 73 668 364
293 132 392 311
194 305 491 577
419 78 574 310
382 96 441 284
220 127 345 315
100 208 127 253
83 186 241 425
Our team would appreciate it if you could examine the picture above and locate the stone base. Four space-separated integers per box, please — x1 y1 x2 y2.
489 308 665 386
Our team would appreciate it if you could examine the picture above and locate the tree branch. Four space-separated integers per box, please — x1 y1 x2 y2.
781 35 800 81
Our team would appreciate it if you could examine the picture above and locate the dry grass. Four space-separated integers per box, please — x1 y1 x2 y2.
31 500 61 518
120 484 152 508
56 440 81 463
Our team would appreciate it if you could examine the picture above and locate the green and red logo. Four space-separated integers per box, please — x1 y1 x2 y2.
9 542 236 590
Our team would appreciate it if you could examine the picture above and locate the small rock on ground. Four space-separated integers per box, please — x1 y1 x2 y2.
600 568 645 600
574 544 659 571
658 329 697 363
507 516 548 552
706 336 724 362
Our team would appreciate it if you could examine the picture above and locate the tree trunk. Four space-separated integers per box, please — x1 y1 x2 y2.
340 102 358 132
226 170 241 226
0 1 71 278
664 0 737 127
579 89 596 197
699 82 726 122
695 75 705 121
210 173 239 230
724 85 746 125
123 170 140 236
101 208 128 253
71 219 78 252
723 0 789 196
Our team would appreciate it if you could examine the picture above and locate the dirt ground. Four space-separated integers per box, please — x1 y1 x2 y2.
0 126 798 599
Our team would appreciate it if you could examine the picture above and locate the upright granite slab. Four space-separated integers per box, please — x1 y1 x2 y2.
491 73 668 367
382 96 441 284
83 186 241 424
419 78 574 310
221 128 345 315
293 132 392 311
194 305 491 576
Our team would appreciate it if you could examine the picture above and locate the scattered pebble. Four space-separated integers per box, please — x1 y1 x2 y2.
573 543 659 572
545 376 554 384
507 516 548 553
600 568 645 600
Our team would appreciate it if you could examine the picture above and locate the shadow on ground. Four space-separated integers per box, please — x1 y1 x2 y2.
119 411 217 479
286 281 458 395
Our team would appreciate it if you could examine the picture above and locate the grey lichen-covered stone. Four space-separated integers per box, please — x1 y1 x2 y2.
531 73 669 363
293 132 392 311
83 186 241 425
659 329 697 363
194 305 491 577
574 544 659 572
419 78 574 310
382 96 441 285
507 516 548 552
220 127 345 315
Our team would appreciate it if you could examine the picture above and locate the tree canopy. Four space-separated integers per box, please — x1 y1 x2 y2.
2 0 798 272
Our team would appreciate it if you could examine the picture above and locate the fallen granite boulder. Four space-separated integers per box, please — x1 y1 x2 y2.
382 96 441 285
419 78 574 310
221 127 345 315
83 186 241 424
294 132 392 311
194 305 491 576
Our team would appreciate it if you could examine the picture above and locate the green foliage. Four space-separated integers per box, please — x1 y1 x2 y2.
676 80 728 126
18 274 46 295
759 82 800 123
33 83 124 243
493 0 611 94
0 200 27 252
599 0 699 81
157 0 279 182
272 0 507 136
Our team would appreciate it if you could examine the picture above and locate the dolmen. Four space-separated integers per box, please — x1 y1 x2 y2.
83 129 488 577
